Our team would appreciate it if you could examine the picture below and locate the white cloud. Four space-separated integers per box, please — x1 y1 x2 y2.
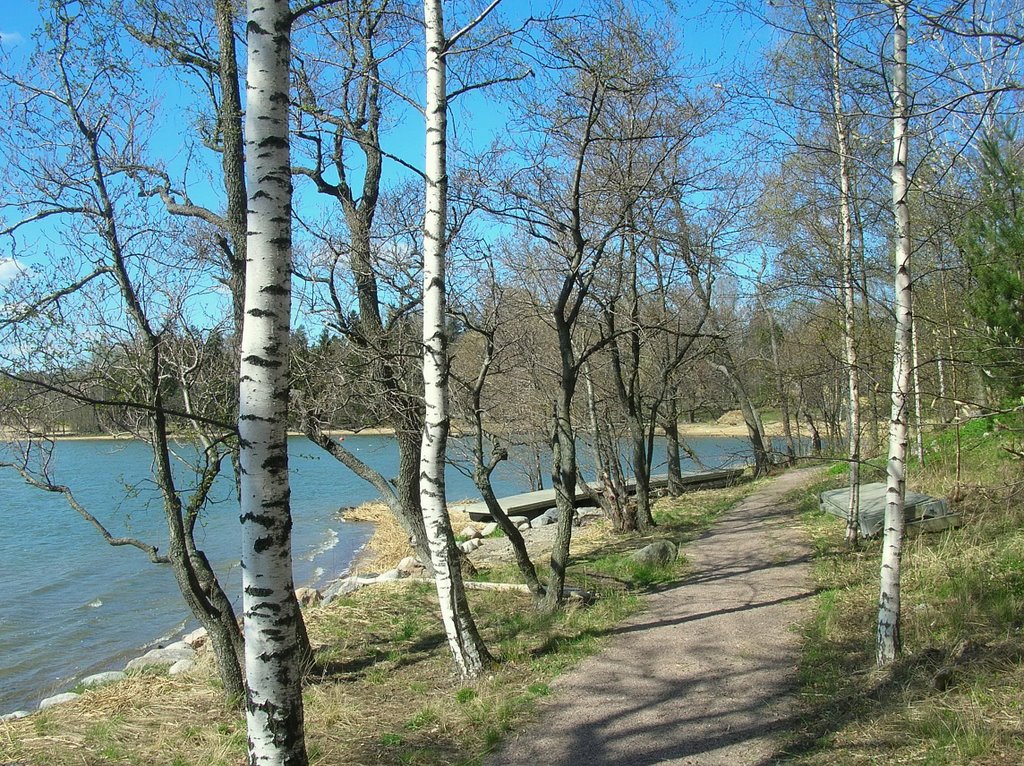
0 31 24 47
0 258 25 283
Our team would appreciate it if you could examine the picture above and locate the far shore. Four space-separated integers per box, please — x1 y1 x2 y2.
3 416 787 443
0 427 399 442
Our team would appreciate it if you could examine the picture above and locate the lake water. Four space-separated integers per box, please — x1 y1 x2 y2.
0 432 752 714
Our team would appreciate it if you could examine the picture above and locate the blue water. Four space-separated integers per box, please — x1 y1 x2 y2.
0 432 751 713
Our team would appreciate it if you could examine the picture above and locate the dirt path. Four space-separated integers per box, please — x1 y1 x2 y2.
486 467 823 766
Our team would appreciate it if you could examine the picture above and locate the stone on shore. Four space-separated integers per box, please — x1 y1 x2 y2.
481 522 498 536
323 575 380 603
125 641 195 671
508 516 529 527
1 710 30 721
182 627 208 649
397 556 425 575
295 587 322 607
80 671 126 688
168 659 195 676
376 568 402 582
39 692 79 710
459 525 482 540
630 540 678 567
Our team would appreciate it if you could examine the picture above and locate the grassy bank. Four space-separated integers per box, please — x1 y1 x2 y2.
784 415 1024 765
0 481 759 766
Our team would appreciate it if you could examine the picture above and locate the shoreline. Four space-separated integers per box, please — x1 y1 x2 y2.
0 427 399 442
3 419 784 443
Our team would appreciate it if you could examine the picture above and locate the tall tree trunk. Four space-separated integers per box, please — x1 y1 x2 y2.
545 383 578 612
240 1 308 761
877 0 912 668
830 0 862 545
421 0 491 677
714 361 770 476
761 297 796 465
663 396 685 494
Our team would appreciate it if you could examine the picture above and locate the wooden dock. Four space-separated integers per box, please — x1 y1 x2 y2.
460 467 745 522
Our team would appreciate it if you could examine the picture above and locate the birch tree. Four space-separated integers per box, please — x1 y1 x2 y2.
418 0 496 677
239 0 308 760
877 0 912 666
827 0 863 544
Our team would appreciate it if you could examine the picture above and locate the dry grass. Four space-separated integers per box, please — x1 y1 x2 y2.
0 653 246 766
343 502 478 573
1 581 637 766
343 502 415 572
0 479 757 766
785 417 1024 765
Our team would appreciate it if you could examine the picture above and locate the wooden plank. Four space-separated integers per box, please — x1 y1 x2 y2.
459 468 746 522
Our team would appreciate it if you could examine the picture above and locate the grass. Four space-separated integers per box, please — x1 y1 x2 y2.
782 413 1024 765
0 476 758 766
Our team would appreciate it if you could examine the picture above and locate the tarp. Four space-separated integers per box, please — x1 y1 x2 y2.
819 482 952 537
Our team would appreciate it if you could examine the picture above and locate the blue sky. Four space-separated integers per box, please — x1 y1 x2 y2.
0 0 777 310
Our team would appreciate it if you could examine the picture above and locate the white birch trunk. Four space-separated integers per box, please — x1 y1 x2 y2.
420 0 489 679
831 0 861 545
240 1 308 762
877 0 912 667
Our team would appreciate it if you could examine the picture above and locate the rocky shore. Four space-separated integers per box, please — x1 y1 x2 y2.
1 626 210 721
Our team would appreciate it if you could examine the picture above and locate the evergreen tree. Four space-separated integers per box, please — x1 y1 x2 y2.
961 125 1024 394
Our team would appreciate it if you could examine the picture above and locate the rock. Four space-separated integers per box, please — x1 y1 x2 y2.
168 659 195 676
376 568 402 582
1 710 30 721
125 641 195 671
516 522 530 532
397 556 425 575
468 538 484 551
481 522 498 536
39 692 79 710
531 515 555 528
322 576 363 603
459 525 482 540
80 671 126 688
508 516 529 527
458 540 474 553
182 627 208 649
295 587 322 607
630 540 678 567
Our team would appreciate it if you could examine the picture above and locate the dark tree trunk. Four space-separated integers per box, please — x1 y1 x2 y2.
663 398 685 495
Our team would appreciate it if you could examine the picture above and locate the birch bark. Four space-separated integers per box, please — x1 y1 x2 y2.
877 0 913 667
420 0 491 678
240 0 308 761
830 0 862 545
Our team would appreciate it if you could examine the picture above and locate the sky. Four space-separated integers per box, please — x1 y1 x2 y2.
0 0 778 318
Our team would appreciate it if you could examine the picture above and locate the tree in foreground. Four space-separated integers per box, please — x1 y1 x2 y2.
877 0 912 667
419 0 495 678
238 0 308 761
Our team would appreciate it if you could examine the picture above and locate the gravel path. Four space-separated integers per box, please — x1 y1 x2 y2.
485 467 823 766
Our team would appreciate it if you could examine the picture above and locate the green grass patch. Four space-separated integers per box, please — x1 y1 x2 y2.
783 414 1024 765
